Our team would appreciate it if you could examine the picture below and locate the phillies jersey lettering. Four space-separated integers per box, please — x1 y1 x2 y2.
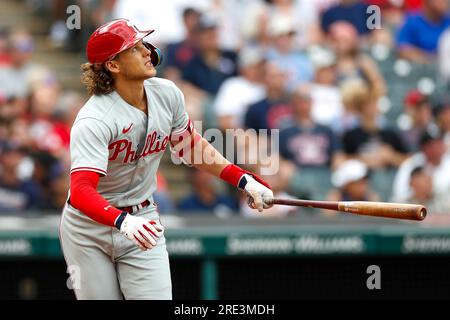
70 77 189 207
108 131 170 163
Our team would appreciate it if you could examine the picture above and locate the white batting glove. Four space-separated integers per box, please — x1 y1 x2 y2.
241 174 274 212
116 213 164 251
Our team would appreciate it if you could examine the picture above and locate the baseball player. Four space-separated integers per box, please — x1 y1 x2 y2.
59 18 274 300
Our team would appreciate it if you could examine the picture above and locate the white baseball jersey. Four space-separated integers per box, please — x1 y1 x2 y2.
69 77 189 207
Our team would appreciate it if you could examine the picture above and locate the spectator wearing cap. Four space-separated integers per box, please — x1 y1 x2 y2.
342 80 409 170
308 46 344 132
266 15 314 92
214 46 266 130
163 7 201 83
279 84 344 170
397 0 450 63
392 128 450 203
182 14 238 96
400 90 434 152
433 100 450 151
0 142 44 212
325 159 380 212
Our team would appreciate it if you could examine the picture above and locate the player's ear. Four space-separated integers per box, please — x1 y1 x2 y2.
104 59 120 74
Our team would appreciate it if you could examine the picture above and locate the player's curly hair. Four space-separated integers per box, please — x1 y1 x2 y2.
80 63 115 96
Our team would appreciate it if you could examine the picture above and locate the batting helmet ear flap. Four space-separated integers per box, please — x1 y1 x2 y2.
143 42 163 66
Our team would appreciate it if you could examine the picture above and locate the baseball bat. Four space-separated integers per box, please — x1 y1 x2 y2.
269 198 427 221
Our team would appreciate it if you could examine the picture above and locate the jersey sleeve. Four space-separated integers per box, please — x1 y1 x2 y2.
70 118 112 176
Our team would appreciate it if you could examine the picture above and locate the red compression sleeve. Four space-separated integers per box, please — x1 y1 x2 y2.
70 171 123 227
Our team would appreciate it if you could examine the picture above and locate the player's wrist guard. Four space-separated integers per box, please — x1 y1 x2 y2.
114 211 128 230
220 164 273 212
219 164 271 190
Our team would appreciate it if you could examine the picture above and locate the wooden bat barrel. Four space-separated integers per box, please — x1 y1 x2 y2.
270 199 427 221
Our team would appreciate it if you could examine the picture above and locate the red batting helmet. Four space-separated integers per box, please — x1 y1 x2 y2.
86 18 155 64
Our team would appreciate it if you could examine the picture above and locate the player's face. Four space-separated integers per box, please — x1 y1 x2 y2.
115 41 157 80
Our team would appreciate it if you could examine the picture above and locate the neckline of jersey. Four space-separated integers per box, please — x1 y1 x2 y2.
113 86 151 119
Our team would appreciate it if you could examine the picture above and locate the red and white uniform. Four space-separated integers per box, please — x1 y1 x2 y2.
59 77 189 299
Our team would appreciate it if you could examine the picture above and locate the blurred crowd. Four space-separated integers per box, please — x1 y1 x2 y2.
1 0 450 217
